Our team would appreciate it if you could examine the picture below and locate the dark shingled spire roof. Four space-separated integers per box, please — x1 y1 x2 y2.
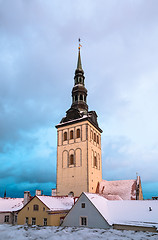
77 48 82 70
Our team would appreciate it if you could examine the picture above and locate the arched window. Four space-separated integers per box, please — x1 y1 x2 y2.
75 95 78 101
80 94 83 101
33 205 39 211
94 156 97 168
76 129 80 138
97 135 99 144
64 132 67 141
70 130 74 139
69 154 74 165
94 133 96 142
68 191 74 197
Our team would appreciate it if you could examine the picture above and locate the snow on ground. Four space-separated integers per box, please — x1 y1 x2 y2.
0 225 158 240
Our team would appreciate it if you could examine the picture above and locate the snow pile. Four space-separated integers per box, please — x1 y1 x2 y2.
0 225 158 240
37 196 74 211
0 198 24 212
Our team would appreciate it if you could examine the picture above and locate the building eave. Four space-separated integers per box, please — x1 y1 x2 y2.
55 117 103 133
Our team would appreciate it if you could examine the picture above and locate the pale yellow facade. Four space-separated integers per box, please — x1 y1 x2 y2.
56 119 102 196
17 197 68 226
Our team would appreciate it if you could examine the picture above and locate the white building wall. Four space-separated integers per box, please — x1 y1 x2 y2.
62 193 111 229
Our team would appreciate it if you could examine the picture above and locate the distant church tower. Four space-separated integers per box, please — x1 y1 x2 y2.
56 43 102 197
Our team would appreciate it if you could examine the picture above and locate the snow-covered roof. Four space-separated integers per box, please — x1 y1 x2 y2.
37 196 74 211
0 198 24 212
84 193 158 229
97 179 137 200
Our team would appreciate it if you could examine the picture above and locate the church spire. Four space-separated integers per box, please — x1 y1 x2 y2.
77 44 82 70
71 40 88 113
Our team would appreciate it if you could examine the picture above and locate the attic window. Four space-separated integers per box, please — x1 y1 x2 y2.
33 204 39 211
149 207 152 211
81 203 85 208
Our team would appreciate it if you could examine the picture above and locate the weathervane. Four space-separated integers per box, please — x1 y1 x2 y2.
78 38 82 50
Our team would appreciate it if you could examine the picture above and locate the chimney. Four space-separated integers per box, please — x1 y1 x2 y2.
51 189 57 196
24 191 31 206
35 190 42 196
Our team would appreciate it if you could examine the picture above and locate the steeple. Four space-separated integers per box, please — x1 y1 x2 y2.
71 41 88 113
59 41 101 130
77 47 82 70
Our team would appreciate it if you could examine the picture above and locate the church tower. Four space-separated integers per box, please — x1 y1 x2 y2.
56 43 102 197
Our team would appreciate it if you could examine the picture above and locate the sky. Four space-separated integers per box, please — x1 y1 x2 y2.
0 0 158 199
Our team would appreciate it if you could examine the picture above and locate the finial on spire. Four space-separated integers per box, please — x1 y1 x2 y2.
77 38 83 70
78 38 82 50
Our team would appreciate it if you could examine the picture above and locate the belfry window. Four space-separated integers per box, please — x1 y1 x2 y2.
64 132 67 141
70 130 74 139
76 129 80 138
80 94 83 101
94 156 97 168
69 154 74 165
97 135 99 144
75 95 78 101
91 131 93 140
94 133 96 142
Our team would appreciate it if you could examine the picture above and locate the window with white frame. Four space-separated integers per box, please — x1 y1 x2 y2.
25 217 29 224
32 217 36 225
43 218 47 226
14 215 17 223
80 216 87 226
4 215 9 223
